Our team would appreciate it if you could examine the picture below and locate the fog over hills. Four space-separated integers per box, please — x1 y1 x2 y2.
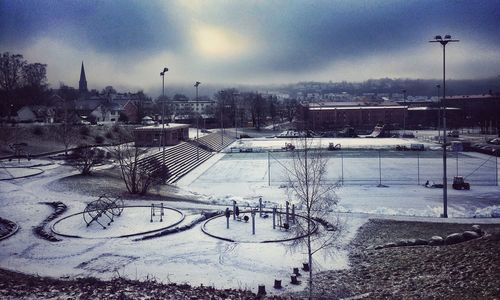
159 77 500 99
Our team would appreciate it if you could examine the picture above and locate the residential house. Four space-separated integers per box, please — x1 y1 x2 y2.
16 105 55 123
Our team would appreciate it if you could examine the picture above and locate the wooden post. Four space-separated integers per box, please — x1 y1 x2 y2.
251 209 256 235
259 197 263 217
272 207 276 229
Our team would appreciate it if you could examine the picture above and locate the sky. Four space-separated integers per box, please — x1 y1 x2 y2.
1 0 500 96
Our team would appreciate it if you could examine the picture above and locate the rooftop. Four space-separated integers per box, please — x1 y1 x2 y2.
134 123 190 131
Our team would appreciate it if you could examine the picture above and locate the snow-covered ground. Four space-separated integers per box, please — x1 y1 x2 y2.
179 142 500 218
1 136 499 295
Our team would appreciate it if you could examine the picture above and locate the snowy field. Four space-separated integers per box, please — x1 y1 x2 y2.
1 136 499 295
179 138 500 219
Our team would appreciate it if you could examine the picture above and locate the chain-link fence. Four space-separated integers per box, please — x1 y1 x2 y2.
223 150 499 187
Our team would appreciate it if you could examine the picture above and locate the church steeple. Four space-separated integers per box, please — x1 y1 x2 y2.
79 61 88 93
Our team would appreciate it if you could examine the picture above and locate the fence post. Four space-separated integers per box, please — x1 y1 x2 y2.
341 150 344 185
273 207 276 229
268 151 271 186
417 152 420 185
377 150 382 187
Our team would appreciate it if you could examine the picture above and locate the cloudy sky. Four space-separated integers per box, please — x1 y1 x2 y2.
1 0 500 95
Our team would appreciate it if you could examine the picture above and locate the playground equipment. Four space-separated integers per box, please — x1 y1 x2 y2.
273 201 295 231
337 126 357 137
8 143 31 163
83 194 124 229
282 143 295 151
452 176 470 190
150 203 164 222
328 143 341 151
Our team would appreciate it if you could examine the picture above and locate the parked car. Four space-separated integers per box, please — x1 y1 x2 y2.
487 137 500 145
447 130 459 138
410 144 425 151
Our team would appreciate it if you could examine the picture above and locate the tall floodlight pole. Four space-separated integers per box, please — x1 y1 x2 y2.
233 92 240 139
402 89 407 137
194 81 201 160
436 84 441 141
430 35 459 218
220 91 224 146
160 67 169 179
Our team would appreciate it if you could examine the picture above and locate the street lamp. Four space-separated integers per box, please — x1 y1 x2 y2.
220 91 226 146
233 92 239 139
194 81 201 160
436 84 441 140
160 67 169 177
429 34 459 218
402 89 407 137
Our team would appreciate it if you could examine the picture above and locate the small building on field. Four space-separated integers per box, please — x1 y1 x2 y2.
133 123 190 147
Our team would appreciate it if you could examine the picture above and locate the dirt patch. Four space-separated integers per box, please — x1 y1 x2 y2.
303 219 500 299
0 267 289 299
47 168 128 198
0 217 18 240
47 167 206 204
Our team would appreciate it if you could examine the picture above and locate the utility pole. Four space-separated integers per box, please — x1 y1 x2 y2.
160 67 169 181
430 35 459 218
194 81 201 160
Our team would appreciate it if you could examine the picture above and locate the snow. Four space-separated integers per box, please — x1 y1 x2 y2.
1 136 499 295
53 206 184 238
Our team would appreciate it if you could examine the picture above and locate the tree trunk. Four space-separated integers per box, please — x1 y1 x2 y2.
307 211 313 300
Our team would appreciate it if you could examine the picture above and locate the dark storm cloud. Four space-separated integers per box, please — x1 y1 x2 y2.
0 0 182 54
200 0 500 72
1 0 499 85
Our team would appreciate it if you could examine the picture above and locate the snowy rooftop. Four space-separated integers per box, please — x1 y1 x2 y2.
134 123 189 131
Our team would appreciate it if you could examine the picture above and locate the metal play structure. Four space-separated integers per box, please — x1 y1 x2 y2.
83 194 124 229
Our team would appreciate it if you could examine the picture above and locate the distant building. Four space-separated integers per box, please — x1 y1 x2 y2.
16 106 55 123
170 97 215 115
298 101 406 131
133 123 190 147
446 93 500 132
79 62 88 94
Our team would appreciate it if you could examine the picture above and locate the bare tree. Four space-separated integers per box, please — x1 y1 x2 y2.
0 126 16 146
111 143 168 195
284 98 298 123
54 123 79 155
0 52 26 92
68 146 105 175
285 137 339 299
22 63 47 88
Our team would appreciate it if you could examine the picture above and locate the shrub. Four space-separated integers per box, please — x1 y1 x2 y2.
32 125 44 136
95 135 105 144
79 126 90 136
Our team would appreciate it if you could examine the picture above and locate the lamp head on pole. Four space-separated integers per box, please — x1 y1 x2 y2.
160 67 169 76
429 34 459 45
194 81 201 87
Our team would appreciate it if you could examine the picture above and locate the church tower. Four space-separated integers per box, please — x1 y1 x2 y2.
79 61 88 93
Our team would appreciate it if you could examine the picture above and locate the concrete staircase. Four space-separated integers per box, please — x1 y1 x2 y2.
137 133 236 184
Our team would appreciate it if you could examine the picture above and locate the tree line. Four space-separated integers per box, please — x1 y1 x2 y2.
0 52 50 116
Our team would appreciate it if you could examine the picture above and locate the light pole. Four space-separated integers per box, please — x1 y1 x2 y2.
402 89 407 137
160 67 169 177
194 81 201 160
9 104 13 123
436 84 441 141
220 91 225 146
233 92 239 139
430 34 459 218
